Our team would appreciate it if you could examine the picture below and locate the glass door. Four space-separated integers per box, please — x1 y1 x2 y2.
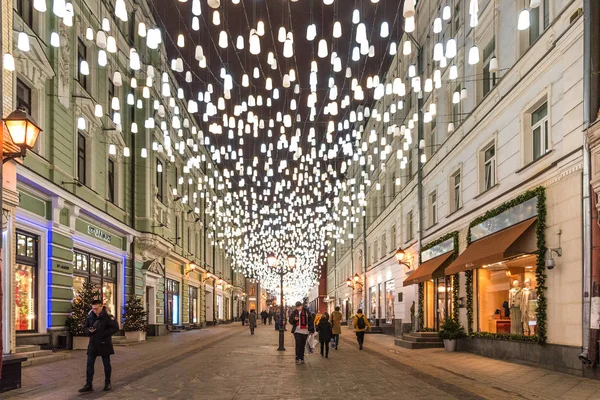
15 231 38 332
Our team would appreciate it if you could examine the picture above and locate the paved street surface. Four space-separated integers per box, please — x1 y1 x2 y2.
5 324 600 400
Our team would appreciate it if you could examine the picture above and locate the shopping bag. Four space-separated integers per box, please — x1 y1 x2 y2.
309 333 319 349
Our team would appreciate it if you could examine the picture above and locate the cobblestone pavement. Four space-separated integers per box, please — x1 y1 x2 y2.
5 323 600 400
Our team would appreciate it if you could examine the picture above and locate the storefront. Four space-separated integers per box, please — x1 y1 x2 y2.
403 233 458 331
445 196 540 337
165 278 181 326
188 285 199 324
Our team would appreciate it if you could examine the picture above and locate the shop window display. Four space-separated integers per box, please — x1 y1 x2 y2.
477 255 537 335
73 250 117 315
369 286 377 323
385 281 395 324
15 232 38 332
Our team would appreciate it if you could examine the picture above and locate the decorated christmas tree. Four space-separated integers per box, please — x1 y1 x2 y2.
65 281 101 336
122 296 148 332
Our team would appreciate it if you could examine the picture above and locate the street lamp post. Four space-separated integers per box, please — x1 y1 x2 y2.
268 253 295 351
0 107 42 377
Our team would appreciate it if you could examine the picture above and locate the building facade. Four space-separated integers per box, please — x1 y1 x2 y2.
329 0 586 374
3 0 244 353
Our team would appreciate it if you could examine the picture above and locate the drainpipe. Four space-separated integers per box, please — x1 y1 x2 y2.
361 164 368 316
130 114 136 303
584 0 600 366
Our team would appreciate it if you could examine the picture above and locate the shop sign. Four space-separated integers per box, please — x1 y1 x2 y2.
87 225 112 243
470 197 538 242
421 238 454 263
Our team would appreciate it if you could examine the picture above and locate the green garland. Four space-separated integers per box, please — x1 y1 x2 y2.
418 282 424 331
465 187 547 344
465 270 474 334
472 332 539 342
452 273 460 321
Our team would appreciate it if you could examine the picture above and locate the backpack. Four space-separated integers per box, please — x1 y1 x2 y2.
356 315 366 329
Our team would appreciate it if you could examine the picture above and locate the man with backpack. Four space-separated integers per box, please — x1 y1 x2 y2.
352 309 371 350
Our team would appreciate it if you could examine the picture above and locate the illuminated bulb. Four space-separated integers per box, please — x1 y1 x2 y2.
115 0 128 21
236 35 244 49
433 18 442 33
106 36 117 53
192 17 200 31
283 38 293 58
97 50 107 66
323 0 334 4
489 57 499 73
177 34 185 47
433 43 443 61
468 45 480 65
403 40 411 55
192 0 202 15
218 31 228 48
449 65 458 80
102 18 110 32
445 39 457 59
380 22 389 38
109 144 117 155
249 32 261 55
306 24 317 41
356 23 367 43
318 39 328 58
207 0 220 8
213 10 220 25
77 117 86 130
17 32 30 52
452 91 460 104
130 49 140 70
352 9 360 24
461 88 468 100
424 78 433 93
123 147 130 157
50 32 60 47
389 42 397 55
138 23 147 37
140 148 148 158
86 28 94 41
518 9 530 30
408 65 416 77
79 60 89 75
33 0 47 12
442 6 451 20
257 21 265 36
404 16 415 33
94 104 103 117
333 21 342 38
278 27 286 42
53 0 66 17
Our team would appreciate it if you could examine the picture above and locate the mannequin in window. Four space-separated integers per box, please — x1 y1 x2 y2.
509 280 523 335
521 278 536 334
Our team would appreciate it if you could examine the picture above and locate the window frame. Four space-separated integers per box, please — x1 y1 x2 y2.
156 159 164 203
77 132 87 185
107 158 116 204
482 38 497 97
483 142 496 191
73 249 117 316
16 78 32 116
407 211 414 241
16 0 33 28
77 38 89 91
531 102 549 161
429 190 437 227
450 169 462 212
15 230 39 333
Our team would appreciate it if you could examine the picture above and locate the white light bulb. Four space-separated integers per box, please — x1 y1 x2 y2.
50 32 60 47
33 0 47 12
318 39 328 58
468 45 480 65
380 22 389 38
333 21 342 38
17 32 30 52
404 16 415 33
442 6 451 20
433 18 442 33
518 9 530 30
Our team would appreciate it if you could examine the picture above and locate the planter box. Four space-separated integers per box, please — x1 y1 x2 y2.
0 355 27 393
443 339 457 352
72 336 88 350
125 331 146 342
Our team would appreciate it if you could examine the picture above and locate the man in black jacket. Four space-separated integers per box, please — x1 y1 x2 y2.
79 300 119 393
288 301 314 364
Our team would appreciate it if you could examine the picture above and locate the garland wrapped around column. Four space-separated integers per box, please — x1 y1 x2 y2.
465 187 547 344
465 270 474 334
418 282 424 331
452 273 460 321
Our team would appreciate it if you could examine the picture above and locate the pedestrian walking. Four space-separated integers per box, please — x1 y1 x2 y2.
261 310 268 325
331 306 343 350
268 309 274 325
78 301 119 393
316 312 333 358
240 310 248 326
289 301 314 364
353 309 371 350
248 309 257 335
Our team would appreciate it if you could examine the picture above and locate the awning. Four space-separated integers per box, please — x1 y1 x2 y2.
445 217 537 275
403 252 453 286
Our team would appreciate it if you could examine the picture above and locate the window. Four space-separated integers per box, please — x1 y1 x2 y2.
391 225 397 251
73 250 117 316
429 191 437 226
175 216 180 245
189 286 198 324
483 143 496 191
367 245 371 266
451 170 461 212
381 234 387 258
373 240 378 264
107 158 115 203
77 132 86 185
156 159 164 203
407 148 414 178
15 231 38 332
407 211 414 241
483 39 497 97
532 102 549 161
16 0 33 27
108 79 115 114
530 0 550 45
165 279 180 325
391 173 396 198
429 116 437 157
381 184 386 209
77 39 89 91
16 79 32 115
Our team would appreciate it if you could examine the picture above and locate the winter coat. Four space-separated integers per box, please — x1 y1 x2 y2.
84 310 119 357
352 313 372 333
316 318 333 342
331 311 343 335
248 313 257 328
288 308 315 333
261 311 268 319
